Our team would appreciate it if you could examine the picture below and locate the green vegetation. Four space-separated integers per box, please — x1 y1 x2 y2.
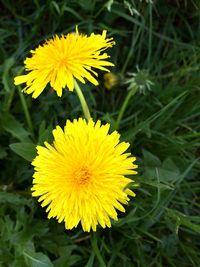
0 0 200 266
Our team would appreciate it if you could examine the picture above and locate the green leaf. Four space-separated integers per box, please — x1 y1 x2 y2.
161 234 178 257
38 121 53 144
51 1 60 15
167 209 200 234
23 251 54 267
0 192 30 206
1 113 31 142
2 57 15 92
9 142 37 161
143 150 180 184
143 149 161 167
159 158 180 182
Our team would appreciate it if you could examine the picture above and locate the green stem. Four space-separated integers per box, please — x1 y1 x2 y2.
74 80 91 120
115 86 138 130
17 86 34 135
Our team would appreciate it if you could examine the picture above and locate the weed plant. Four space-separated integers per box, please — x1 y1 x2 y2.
0 0 200 266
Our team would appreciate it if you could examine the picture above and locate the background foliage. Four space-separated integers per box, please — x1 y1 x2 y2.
0 0 200 266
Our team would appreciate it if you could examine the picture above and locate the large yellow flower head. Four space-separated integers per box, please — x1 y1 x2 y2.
14 28 115 98
32 118 137 232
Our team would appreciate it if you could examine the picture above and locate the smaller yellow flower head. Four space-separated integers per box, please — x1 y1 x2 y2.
14 28 115 98
32 118 137 232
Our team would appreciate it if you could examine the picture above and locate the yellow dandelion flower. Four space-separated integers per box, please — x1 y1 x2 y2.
32 118 137 232
14 28 115 98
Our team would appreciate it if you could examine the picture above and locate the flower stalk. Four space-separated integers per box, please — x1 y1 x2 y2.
115 85 138 130
74 80 91 120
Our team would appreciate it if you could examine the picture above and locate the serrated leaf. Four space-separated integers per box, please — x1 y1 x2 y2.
10 142 37 161
0 192 30 206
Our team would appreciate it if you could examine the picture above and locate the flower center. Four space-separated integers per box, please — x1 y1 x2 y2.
57 58 68 68
75 167 91 186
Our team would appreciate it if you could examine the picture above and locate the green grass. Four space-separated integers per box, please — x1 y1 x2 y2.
0 0 200 266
